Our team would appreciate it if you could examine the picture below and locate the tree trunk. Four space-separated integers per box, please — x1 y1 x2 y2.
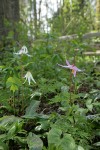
0 0 20 40
96 0 100 30
38 0 42 29
33 0 37 38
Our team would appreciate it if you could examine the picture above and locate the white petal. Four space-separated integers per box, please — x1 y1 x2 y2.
22 46 28 54
31 77 36 84
77 68 82 72
26 54 32 57
23 79 27 84
14 52 20 55
58 64 70 68
28 77 31 85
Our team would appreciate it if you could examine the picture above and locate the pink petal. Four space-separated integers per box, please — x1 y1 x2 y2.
68 65 74 70
66 60 70 66
72 70 76 77
72 66 82 72
73 71 76 77
72 66 79 71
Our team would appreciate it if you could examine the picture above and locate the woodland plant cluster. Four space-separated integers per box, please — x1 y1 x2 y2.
0 27 100 150
0 1 100 149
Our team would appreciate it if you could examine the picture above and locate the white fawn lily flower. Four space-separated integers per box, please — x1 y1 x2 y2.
58 60 82 77
24 71 36 85
14 46 31 57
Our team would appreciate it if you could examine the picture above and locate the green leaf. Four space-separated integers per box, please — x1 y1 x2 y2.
78 145 84 150
48 128 62 146
27 132 43 150
93 142 100 146
14 136 27 145
48 128 76 150
7 124 16 139
93 102 100 106
86 99 93 111
23 100 40 119
61 86 69 92
0 65 5 71
61 134 76 150
0 116 22 131
31 92 42 99
0 141 8 150
35 120 50 131
6 76 21 88
0 134 7 141
0 90 12 110
10 84 18 92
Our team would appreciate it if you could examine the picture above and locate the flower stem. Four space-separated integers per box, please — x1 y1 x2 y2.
13 92 15 115
69 71 73 105
21 66 24 114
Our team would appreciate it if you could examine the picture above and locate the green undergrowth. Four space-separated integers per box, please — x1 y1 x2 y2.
0 34 100 150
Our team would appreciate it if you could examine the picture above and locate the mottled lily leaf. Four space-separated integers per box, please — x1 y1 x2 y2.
27 132 43 150
78 145 84 150
93 142 100 146
47 128 62 146
61 133 76 150
23 100 40 119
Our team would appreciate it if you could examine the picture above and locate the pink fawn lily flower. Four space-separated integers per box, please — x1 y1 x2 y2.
58 60 82 77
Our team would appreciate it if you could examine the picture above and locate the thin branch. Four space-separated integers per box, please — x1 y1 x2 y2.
33 32 100 42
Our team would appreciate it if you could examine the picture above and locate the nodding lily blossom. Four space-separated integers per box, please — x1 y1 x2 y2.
14 46 31 57
24 71 36 85
58 60 82 77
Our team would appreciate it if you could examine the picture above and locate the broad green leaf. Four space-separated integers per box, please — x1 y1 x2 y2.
61 85 69 92
0 65 5 71
0 134 7 141
48 128 62 146
35 120 49 131
23 100 40 119
93 142 100 146
7 124 16 139
78 145 84 150
95 129 100 136
10 84 18 92
0 116 22 131
31 92 42 99
61 134 76 150
93 102 100 106
14 136 27 145
6 76 21 87
86 99 93 111
0 141 8 150
0 90 12 110
27 132 43 150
